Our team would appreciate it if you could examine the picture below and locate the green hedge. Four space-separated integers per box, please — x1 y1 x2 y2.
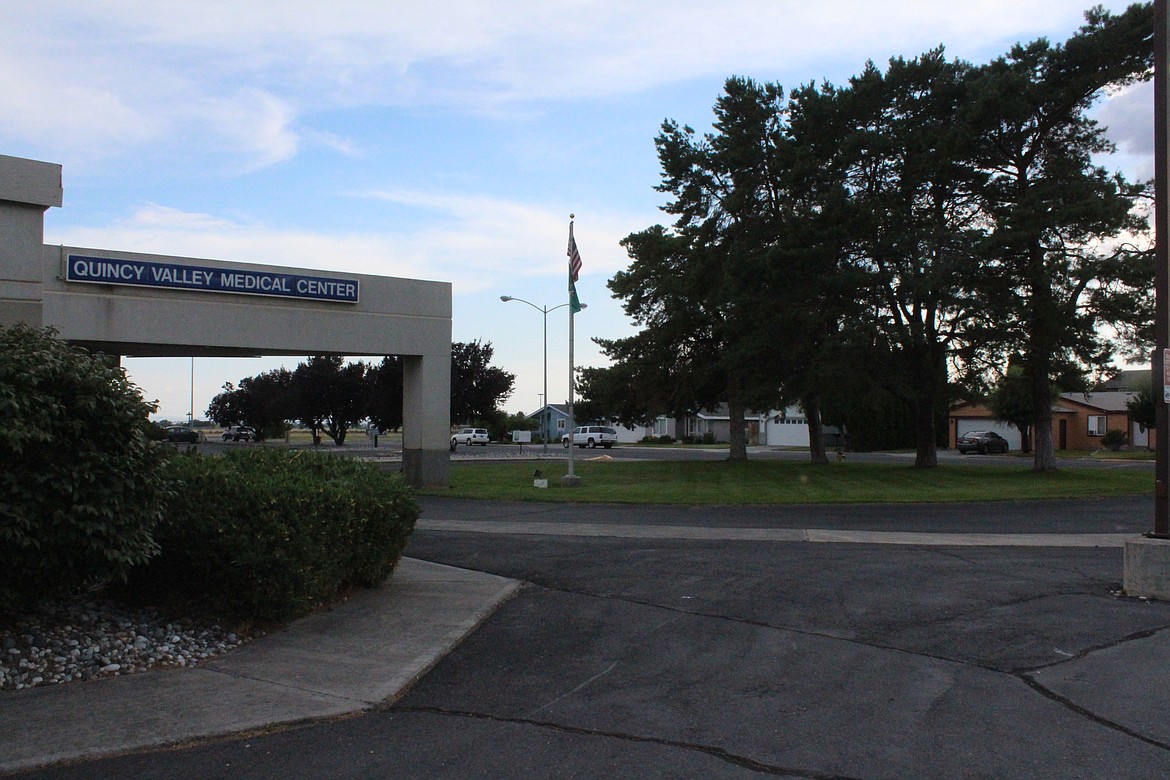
133 449 418 623
0 324 169 613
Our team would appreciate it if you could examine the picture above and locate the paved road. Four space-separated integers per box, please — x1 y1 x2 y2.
187 435 1157 472
16 495 1170 779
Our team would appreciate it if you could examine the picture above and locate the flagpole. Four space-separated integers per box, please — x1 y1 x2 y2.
563 214 583 487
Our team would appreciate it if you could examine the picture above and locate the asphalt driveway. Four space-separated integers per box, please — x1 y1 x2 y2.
15 495 1170 779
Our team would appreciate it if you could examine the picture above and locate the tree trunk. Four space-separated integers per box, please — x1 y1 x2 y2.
727 397 749 461
804 395 830 464
911 349 940 469
913 394 938 468
1027 242 1058 472
1031 370 1057 471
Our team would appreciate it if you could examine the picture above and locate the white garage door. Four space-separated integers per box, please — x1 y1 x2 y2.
955 419 1022 450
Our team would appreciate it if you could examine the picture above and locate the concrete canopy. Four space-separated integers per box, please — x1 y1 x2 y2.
0 153 451 486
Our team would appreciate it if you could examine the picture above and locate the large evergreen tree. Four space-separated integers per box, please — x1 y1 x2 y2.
967 3 1153 470
823 50 991 468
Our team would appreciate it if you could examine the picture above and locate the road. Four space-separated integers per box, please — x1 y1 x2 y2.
191 434 1156 470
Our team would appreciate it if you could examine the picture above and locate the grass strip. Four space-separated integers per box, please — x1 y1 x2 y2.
421 459 1153 505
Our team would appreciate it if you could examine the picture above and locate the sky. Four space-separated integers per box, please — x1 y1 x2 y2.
2 1 1154 422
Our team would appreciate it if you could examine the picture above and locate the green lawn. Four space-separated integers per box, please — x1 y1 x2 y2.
420 459 1153 505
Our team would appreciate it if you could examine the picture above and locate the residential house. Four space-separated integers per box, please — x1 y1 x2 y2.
949 390 1152 451
657 404 841 448
525 404 573 444
524 404 653 444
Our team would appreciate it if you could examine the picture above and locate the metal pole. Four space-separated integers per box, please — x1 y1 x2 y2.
542 305 549 454
1156 0 1169 537
501 296 574 454
567 295 576 478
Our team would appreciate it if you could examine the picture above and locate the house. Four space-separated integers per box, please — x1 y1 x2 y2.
948 390 1152 451
528 402 836 448
525 404 573 444
654 404 841 448
524 404 653 444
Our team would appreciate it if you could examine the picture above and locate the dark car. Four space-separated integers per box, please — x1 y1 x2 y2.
956 430 1009 454
165 426 199 443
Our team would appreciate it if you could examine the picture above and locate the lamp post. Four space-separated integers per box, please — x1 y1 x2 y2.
500 296 586 453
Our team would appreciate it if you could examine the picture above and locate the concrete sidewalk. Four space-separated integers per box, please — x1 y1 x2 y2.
0 559 522 774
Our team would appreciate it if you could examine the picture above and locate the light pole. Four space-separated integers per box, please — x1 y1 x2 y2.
500 295 586 453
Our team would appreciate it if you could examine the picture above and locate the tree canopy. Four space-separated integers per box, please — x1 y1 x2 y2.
587 3 1153 469
206 341 515 443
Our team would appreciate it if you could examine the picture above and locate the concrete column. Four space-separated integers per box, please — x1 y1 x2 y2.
0 154 61 328
402 351 451 488
1124 538 1170 599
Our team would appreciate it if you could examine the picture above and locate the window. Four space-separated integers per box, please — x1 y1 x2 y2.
1088 415 1107 436
557 419 566 431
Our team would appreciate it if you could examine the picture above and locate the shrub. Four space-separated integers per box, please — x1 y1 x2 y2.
132 449 418 623
0 324 169 613
1101 429 1127 452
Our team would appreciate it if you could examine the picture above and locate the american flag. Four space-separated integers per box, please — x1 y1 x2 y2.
567 224 582 283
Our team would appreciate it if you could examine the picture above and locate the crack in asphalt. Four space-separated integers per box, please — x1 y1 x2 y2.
515 581 1170 759
1016 674 1170 753
1011 624 1170 674
394 704 865 779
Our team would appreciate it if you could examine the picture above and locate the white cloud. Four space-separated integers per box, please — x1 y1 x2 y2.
189 89 302 170
0 50 157 158
1100 81 1154 158
3 0 1134 165
48 192 642 291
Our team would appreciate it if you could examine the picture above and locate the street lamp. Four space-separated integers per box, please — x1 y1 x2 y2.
500 295 587 453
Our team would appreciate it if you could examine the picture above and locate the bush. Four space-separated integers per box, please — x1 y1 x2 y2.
131 449 418 623
0 324 169 613
1101 429 1128 452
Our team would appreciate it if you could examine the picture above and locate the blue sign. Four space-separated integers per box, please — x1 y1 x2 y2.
65 254 359 303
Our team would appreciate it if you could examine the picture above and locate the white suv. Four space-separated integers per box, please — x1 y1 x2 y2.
562 425 618 449
452 427 490 447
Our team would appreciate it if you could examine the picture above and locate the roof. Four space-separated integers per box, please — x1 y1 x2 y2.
693 404 771 420
525 404 572 421
952 391 1137 416
1058 391 1136 413
1098 369 1149 392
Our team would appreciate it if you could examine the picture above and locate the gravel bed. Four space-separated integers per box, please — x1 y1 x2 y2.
1 597 257 692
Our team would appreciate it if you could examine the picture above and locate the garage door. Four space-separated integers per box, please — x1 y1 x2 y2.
955 419 1022 450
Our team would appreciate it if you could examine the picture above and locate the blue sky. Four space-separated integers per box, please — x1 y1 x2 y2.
2 1 1153 421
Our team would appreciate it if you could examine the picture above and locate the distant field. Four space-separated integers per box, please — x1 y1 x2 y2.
421 459 1153 505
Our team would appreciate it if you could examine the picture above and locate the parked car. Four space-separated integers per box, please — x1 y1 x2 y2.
451 427 490 446
221 425 255 442
956 430 1009 454
562 425 618 449
165 426 199 443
